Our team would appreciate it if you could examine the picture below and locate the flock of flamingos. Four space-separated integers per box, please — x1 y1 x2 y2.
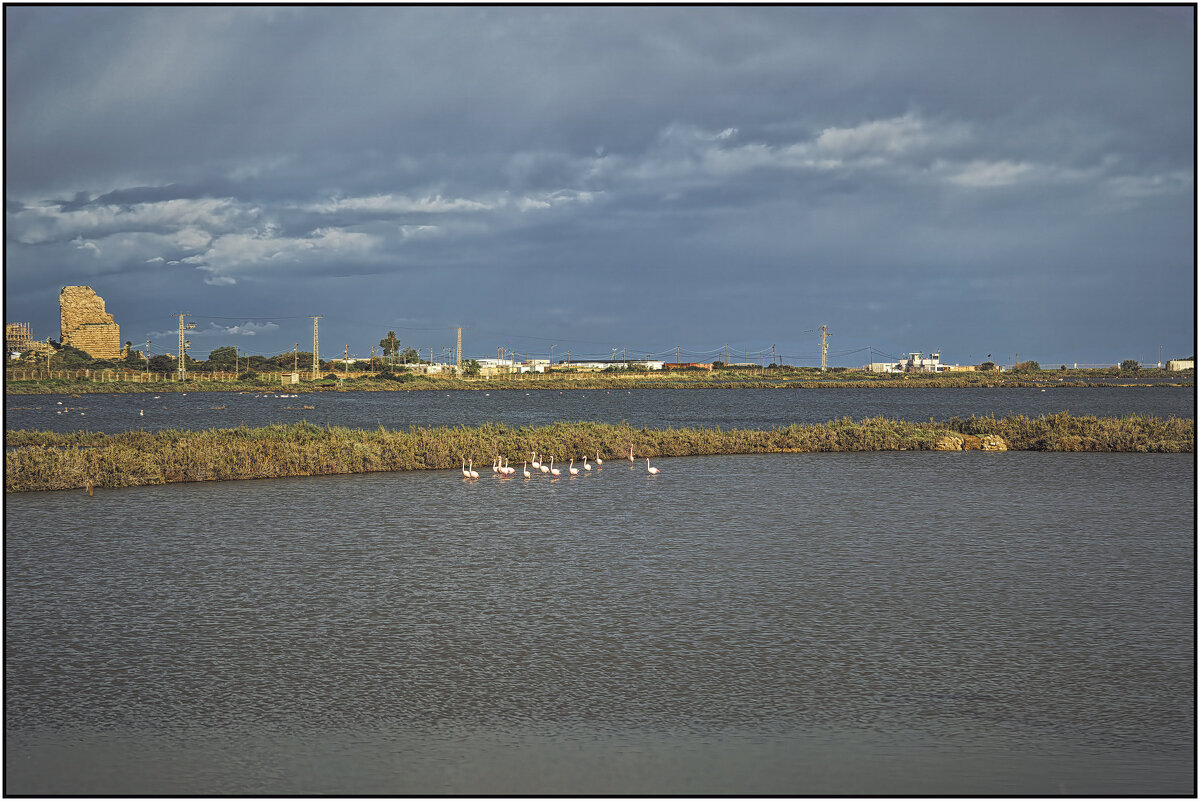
461 445 660 480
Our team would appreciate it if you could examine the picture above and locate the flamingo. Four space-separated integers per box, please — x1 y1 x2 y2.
568 458 579 477
531 452 541 470
549 457 561 477
540 458 550 474
595 450 603 466
492 457 500 474
628 444 634 463
646 458 660 475
583 456 591 471
523 461 532 479
468 460 479 479
462 457 470 479
502 457 515 476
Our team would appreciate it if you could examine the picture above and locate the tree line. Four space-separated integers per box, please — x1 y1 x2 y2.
11 330 433 377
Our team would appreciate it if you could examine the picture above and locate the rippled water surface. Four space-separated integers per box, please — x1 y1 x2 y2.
5 385 1193 434
6 450 1194 794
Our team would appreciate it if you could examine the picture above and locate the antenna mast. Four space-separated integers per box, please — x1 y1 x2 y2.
311 316 322 379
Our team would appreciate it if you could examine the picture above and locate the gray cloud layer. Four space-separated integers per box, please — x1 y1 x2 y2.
6 6 1193 365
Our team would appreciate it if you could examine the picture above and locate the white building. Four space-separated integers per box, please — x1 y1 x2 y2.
545 359 665 371
868 352 944 373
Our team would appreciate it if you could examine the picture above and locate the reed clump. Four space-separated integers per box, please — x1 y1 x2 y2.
5 414 1192 492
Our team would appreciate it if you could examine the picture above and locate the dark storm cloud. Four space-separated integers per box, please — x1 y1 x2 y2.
5 6 1193 365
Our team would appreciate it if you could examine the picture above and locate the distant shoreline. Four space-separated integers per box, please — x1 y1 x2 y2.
6 414 1192 493
3 369 1193 395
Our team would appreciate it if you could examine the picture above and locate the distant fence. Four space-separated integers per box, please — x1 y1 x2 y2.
5 369 292 383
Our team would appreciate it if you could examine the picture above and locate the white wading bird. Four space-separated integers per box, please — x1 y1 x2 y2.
646 458 660 475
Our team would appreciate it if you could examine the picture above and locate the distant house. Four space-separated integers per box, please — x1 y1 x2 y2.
1166 360 1194 371
868 352 945 373
281 372 300 385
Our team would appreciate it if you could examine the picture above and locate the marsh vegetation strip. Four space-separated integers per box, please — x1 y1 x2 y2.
5 415 1194 492
4 385 1194 436
5 452 1194 795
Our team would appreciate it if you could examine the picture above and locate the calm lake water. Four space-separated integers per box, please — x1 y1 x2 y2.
5 450 1194 795
5 385 1194 435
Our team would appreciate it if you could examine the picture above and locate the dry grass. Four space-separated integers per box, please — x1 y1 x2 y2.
5 414 1192 492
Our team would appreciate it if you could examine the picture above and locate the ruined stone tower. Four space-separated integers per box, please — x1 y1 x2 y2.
59 286 122 359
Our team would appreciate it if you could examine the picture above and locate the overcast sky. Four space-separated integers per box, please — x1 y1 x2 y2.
5 5 1194 366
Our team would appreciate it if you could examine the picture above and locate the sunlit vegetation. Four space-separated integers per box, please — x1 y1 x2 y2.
6 414 1191 492
5 364 1193 395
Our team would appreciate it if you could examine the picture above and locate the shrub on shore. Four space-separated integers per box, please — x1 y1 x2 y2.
5 414 1192 493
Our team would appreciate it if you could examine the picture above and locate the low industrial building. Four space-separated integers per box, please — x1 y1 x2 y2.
1166 360 1194 371
551 359 665 371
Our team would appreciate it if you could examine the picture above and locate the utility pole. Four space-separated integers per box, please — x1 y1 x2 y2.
235 344 239 377
772 344 776 367
294 343 299 374
676 345 680 365
550 344 555 370
344 344 350 378
311 316 321 379
820 325 830 371
456 327 463 368
145 339 151 378
176 313 195 380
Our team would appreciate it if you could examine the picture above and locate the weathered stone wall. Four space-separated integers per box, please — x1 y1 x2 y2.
59 286 122 359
